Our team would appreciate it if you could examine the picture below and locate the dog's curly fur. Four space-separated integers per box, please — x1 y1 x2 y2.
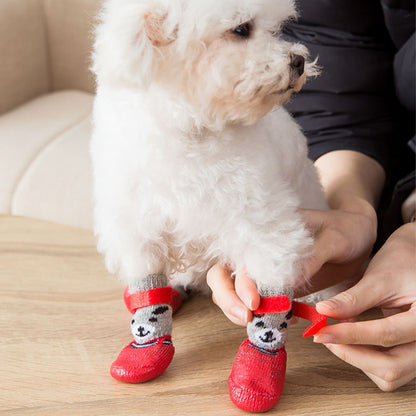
91 0 327 295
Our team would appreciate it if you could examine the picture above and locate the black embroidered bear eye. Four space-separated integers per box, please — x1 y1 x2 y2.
131 319 135 325
280 322 288 329
153 306 169 315
149 317 158 323
255 321 265 328
232 22 252 38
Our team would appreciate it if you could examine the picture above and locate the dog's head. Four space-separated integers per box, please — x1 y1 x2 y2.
94 0 318 128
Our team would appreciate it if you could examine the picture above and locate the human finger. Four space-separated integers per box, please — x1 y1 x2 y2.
315 276 386 320
207 264 251 326
300 207 376 279
300 208 360 269
314 308 416 346
323 342 416 391
298 209 330 277
365 367 415 392
293 260 364 298
234 268 260 311
212 293 250 326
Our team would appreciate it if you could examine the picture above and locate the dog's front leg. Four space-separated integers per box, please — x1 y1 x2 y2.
110 272 176 384
94 209 177 383
225 210 312 412
222 205 313 291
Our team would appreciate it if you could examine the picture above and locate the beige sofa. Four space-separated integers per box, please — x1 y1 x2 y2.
0 0 101 229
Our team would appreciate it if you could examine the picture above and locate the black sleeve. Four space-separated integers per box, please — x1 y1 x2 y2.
283 0 398 170
393 32 415 113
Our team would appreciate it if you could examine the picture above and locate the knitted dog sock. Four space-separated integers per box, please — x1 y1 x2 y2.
229 285 293 412
129 275 173 345
247 286 292 351
111 274 174 383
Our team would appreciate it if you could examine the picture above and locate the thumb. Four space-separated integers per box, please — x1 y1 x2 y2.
298 209 335 279
316 278 380 320
305 232 331 278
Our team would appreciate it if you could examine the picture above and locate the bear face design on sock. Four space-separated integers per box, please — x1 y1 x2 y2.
247 309 292 351
130 304 172 345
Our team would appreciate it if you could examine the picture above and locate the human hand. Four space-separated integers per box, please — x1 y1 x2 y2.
295 149 384 296
207 201 377 325
207 264 259 326
295 202 377 296
207 151 384 323
313 222 416 391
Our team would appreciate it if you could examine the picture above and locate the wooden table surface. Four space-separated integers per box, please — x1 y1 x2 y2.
0 215 415 416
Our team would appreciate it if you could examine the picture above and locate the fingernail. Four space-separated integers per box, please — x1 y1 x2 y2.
340 317 357 323
314 334 335 344
245 296 255 311
317 299 338 310
237 292 251 310
231 306 248 323
323 343 337 351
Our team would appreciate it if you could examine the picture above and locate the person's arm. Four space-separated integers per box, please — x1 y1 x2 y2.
315 149 385 211
296 150 386 295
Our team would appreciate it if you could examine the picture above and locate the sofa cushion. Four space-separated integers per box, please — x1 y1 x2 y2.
0 90 94 229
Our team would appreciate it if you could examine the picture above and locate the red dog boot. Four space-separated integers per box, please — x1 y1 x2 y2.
228 339 287 412
111 336 174 383
111 286 174 383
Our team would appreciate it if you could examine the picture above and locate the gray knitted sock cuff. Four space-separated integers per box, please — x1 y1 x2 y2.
257 283 293 301
129 274 168 293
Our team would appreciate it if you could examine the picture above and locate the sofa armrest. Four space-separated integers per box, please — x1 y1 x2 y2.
43 0 100 95
0 0 50 116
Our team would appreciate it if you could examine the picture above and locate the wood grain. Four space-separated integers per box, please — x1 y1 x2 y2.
0 215 415 416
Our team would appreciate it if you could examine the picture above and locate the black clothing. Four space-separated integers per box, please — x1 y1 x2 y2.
284 0 415 238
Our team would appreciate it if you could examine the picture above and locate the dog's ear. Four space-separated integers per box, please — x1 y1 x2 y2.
143 10 177 48
93 1 179 88
131 6 178 86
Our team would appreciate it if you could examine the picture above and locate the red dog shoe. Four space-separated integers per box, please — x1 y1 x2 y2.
111 286 176 383
111 335 174 383
228 339 287 413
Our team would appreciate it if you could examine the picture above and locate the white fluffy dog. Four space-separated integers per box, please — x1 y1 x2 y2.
91 0 327 296
92 0 329 409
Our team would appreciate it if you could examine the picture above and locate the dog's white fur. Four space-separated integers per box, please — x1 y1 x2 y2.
91 0 327 295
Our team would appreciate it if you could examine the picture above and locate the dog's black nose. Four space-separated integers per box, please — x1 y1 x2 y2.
290 54 305 77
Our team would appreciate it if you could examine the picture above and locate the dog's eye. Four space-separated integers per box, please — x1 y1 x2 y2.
232 22 252 38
